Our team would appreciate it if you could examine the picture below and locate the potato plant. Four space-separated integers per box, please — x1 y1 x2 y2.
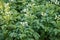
0 0 60 40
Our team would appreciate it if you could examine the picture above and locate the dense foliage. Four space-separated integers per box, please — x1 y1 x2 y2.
0 0 60 40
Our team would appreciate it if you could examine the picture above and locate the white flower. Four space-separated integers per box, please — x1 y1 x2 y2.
4 3 9 7
55 0 59 4
41 12 46 16
28 4 31 6
1 11 3 13
24 14 28 16
22 8 28 12
32 3 35 5
10 0 14 1
55 15 57 19
20 22 28 26
23 9 27 12
26 4 31 7
31 0 34 2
